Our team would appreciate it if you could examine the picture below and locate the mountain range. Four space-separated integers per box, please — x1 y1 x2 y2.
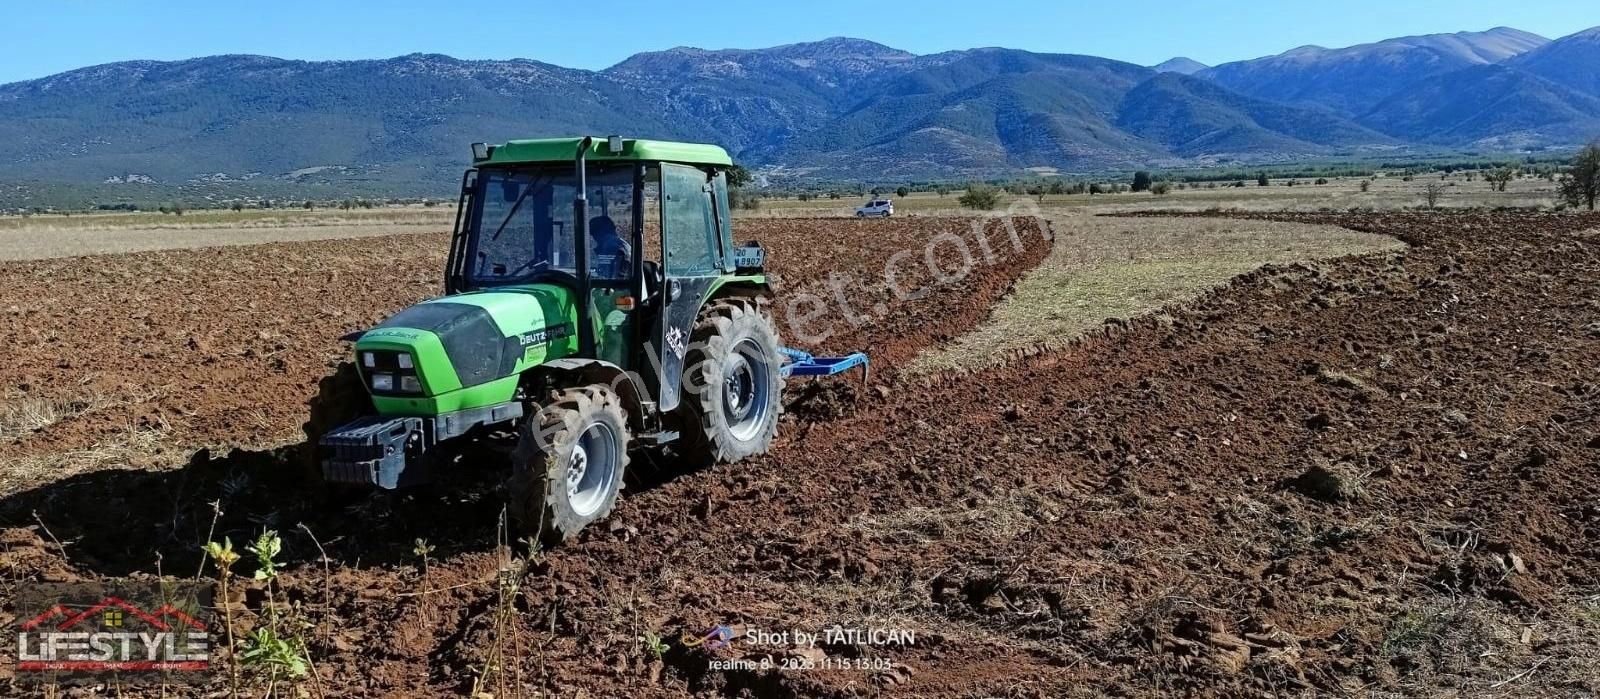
1 25 1598 192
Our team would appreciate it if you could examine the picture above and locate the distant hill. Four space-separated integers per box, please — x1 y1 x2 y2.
1151 57 1208 75
762 50 1170 177
1359 63 1600 147
1201 27 1549 115
1 27 1598 196
1508 26 1600 98
0 53 696 188
1115 73 1396 157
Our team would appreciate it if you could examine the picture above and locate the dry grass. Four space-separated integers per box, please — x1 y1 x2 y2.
0 205 455 261
0 419 172 494
0 391 123 441
848 491 1060 544
0 206 455 232
909 215 1404 373
0 222 446 261
747 175 1561 218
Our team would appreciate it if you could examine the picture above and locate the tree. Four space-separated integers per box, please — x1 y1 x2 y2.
935 185 950 198
1557 141 1600 211
1485 168 1516 192
895 186 910 198
958 185 1002 210
1423 183 1444 210
1048 180 1066 195
303 200 314 210
725 164 752 188
1359 180 1371 193
1131 171 1152 192
1257 173 1269 187
1027 184 1047 203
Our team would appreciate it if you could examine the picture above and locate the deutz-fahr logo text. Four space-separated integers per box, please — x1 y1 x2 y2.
518 322 573 348
12 582 213 683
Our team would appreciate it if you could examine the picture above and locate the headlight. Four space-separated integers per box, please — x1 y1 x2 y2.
397 353 414 370
400 376 421 393
371 373 394 391
362 352 376 368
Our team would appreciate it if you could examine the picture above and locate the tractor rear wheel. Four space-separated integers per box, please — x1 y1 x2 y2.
681 298 783 464
507 386 631 544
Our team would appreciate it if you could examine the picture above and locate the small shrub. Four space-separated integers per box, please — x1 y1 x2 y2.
958 185 1002 210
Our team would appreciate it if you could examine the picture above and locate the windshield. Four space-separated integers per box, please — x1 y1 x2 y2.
466 165 638 286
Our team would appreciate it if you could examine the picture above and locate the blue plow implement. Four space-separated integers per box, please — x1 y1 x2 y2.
778 347 870 383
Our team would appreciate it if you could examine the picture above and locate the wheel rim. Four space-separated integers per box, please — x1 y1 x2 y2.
566 421 618 517
722 338 772 441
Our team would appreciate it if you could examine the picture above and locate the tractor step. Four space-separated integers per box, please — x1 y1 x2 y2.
779 347 870 383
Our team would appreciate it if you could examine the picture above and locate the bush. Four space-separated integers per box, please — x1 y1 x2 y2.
958 185 1002 210
895 186 910 198
1150 181 1172 196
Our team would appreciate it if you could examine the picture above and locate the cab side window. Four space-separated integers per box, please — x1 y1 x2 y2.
661 163 719 275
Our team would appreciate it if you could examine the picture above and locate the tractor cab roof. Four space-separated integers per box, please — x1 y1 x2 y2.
475 137 733 168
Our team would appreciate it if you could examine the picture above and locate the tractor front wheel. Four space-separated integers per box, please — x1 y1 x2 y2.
506 386 631 544
681 298 783 464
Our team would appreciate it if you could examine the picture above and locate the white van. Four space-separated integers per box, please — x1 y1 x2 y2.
855 199 894 218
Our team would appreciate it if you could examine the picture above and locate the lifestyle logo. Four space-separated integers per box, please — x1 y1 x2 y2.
14 583 212 676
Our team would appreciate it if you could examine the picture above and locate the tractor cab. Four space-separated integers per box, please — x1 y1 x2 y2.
312 136 865 546
445 137 759 410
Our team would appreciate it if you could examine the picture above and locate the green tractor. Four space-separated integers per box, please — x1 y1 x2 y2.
309 136 865 544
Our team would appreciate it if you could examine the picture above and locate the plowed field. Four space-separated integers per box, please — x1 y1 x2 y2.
3 212 1598 697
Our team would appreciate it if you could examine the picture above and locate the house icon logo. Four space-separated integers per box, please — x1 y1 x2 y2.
13 583 213 678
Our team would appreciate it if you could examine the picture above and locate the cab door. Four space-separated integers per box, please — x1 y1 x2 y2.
655 163 724 412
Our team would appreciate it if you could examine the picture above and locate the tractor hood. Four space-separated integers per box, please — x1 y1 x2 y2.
352 284 579 410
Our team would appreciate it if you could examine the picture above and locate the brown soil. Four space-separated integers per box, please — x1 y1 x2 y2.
4 211 1599 697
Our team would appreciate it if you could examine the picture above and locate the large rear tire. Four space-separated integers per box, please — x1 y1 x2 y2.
681 298 783 464
506 386 631 544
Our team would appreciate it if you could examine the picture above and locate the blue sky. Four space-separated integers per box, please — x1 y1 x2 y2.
3 0 1596 84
